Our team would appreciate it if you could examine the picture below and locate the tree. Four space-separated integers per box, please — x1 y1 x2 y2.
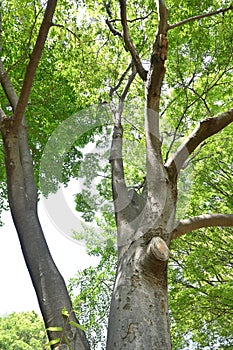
0 311 46 350
0 1 89 349
0 0 233 349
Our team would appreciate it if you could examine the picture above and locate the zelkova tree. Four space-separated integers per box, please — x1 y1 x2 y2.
0 1 233 350
106 1 233 349
0 1 89 349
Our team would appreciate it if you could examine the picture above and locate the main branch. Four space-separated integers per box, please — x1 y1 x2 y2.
165 109 233 179
110 66 137 206
0 60 18 109
168 5 233 30
13 0 57 130
119 0 147 81
172 214 233 239
145 0 169 195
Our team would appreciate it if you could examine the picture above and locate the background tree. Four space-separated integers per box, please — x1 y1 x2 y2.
0 0 233 349
0 311 46 350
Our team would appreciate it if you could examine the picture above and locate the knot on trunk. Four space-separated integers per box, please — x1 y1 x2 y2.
146 236 169 261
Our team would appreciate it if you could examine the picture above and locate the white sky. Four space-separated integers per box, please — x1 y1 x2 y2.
0 181 97 316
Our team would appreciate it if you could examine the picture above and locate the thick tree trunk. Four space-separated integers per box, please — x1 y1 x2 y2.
106 240 171 349
1 123 90 349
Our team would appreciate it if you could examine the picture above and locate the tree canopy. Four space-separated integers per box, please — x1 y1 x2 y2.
0 0 232 349
0 311 46 350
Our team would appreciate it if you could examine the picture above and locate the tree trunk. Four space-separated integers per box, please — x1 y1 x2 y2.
1 122 90 349
106 239 171 349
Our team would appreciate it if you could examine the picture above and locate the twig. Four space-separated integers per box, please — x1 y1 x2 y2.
109 11 155 23
51 22 81 40
168 5 233 30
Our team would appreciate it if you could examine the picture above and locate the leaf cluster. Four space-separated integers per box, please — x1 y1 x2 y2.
0 311 46 350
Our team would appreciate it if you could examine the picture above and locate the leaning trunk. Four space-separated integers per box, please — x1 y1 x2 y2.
1 122 90 350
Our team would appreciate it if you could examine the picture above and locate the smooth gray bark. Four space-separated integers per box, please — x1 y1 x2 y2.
107 241 171 350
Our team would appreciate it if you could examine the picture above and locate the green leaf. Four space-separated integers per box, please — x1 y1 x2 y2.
46 326 63 332
61 307 69 317
44 337 61 347
69 320 86 331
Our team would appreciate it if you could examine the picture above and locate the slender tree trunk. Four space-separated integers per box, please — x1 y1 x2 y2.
1 122 90 349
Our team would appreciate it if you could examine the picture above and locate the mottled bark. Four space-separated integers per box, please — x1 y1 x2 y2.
106 1 233 348
107 242 171 350
107 1 174 348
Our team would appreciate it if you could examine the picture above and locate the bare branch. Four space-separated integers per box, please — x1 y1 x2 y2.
156 0 169 33
7 8 43 72
0 60 18 109
147 0 168 111
111 63 137 123
109 10 155 23
104 2 123 38
51 23 81 40
109 65 137 223
168 5 233 30
165 108 233 178
13 0 57 130
119 0 147 81
120 64 137 102
106 18 122 38
172 214 233 239
109 62 132 98
144 0 169 196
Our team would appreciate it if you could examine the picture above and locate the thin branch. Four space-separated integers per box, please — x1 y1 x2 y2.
109 65 137 222
119 0 147 81
109 10 155 23
181 142 206 169
120 64 137 102
106 19 122 38
0 60 18 109
164 53 233 163
51 23 81 40
111 63 137 125
172 214 233 239
103 1 123 38
109 62 132 99
103 1 113 18
188 86 212 116
13 0 57 130
7 8 43 72
165 108 233 178
146 0 168 111
168 5 233 30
